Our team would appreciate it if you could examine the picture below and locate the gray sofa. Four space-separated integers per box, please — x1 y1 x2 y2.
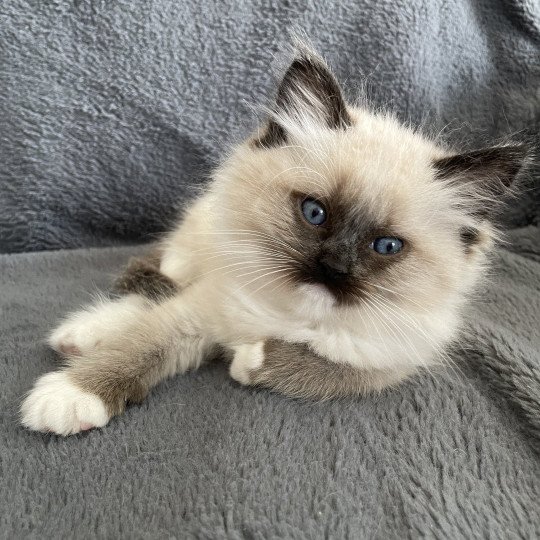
1 1 539 537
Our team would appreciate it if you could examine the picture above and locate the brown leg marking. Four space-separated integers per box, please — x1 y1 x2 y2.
69 343 172 416
112 253 179 301
71 250 186 416
248 340 414 400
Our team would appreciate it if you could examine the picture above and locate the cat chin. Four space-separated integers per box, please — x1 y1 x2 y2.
294 283 337 316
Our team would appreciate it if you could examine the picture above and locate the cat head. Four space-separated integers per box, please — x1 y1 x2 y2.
212 46 528 318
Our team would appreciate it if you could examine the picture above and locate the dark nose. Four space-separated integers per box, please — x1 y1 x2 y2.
317 255 349 282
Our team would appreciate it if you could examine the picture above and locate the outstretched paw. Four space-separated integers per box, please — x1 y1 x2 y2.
48 296 148 356
49 317 102 356
21 372 110 436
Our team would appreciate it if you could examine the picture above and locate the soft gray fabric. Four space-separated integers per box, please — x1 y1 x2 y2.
1 231 539 538
1 0 539 253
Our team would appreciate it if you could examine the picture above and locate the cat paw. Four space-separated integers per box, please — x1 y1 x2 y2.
21 372 110 436
49 318 101 356
229 342 265 385
49 297 148 356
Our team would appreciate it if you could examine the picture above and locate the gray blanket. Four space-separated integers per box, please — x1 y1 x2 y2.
1 233 539 538
1 0 539 253
1 0 540 538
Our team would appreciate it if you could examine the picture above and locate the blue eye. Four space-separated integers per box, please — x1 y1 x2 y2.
370 237 404 255
301 198 327 226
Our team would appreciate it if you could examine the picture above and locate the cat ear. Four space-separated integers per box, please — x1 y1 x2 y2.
254 50 352 148
434 144 529 216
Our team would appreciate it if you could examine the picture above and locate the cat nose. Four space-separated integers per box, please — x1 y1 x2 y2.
317 255 349 281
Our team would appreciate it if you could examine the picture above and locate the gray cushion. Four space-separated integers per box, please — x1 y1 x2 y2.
2 227 539 537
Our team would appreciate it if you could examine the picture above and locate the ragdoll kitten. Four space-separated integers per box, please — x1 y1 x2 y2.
21 45 528 435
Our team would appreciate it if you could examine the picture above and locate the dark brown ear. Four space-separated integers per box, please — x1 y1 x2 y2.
434 144 529 215
254 51 352 148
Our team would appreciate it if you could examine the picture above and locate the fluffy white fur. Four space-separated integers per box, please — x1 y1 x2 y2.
49 295 150 356
21 372 110 435
156 115 486 370
21 45 523 435
230 342 266 385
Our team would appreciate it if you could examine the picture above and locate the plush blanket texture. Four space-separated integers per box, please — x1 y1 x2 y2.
1 0 539 538
1 236 539 538
1 0 539 253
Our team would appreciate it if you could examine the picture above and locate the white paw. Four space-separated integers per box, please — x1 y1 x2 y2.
49 296 148 356
229 342 265 385
21 371 110 436
49 317 101 356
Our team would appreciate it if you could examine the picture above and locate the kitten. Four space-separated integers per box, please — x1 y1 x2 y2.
21 44 528 435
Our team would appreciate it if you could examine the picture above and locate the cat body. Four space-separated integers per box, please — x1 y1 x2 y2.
20 44 528 435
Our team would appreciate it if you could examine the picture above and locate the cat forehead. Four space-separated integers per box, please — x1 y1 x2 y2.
272 141 446 235
278 138 440 212
275 110 442 190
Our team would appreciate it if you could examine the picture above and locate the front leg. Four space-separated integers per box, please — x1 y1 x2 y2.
230 340 414 400
48 253 180 358
21 282 214 435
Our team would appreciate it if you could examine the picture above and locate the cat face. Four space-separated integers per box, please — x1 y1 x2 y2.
213 47 527 315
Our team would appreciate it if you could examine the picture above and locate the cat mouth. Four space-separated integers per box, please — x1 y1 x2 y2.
295 264 361 305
